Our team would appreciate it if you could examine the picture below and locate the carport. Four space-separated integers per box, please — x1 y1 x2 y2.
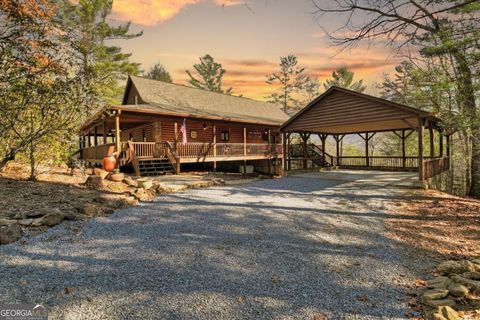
279 86 450 182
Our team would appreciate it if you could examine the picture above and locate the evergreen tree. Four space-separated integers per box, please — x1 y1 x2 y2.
186 54 232 94
266 55 307 112
323 66 366 92
58 0 142 114
144 63 172 83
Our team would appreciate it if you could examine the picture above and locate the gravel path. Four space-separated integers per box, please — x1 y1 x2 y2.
0 171 419 319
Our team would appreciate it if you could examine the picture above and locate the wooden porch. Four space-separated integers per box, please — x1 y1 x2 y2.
80 141 283 175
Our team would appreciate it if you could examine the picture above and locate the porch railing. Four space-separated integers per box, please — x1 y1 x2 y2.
423 157 450 180
80 141 282 163
337 156 419 168
81 143 115 161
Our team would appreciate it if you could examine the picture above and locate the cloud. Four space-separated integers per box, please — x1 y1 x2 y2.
111 0 245 26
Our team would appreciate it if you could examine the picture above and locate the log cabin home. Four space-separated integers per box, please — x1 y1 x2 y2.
78 75 289 176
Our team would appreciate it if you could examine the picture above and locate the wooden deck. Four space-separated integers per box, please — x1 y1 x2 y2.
80 141 282 166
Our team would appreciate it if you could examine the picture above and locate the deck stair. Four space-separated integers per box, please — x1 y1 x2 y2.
138 158 174 176
289 144 333 167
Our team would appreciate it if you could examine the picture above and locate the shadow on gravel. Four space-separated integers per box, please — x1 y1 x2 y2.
0 172 431 319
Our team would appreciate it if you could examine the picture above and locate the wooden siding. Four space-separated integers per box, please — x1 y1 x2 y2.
282 90 421 134
121 123 153 142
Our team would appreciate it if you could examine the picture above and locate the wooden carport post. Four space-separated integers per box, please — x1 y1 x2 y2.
318 134 328 167
418 117 425 181
429 124 435 159
300 133 310 169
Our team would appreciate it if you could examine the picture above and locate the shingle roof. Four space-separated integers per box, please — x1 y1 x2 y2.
122 75 289 126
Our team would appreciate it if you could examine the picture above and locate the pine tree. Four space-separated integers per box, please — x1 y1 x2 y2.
266 55 307 112
323 67 366 92
144 63 172 83
58 0 142 114
186 54 232 94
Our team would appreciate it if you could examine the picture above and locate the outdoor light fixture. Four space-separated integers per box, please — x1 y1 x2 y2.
203 123 208 131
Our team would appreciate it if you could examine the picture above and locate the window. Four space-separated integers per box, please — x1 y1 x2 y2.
190 130 198 139
220 130 229 141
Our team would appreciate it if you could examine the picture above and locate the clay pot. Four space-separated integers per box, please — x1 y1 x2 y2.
109 172 125 182
103 155 116 172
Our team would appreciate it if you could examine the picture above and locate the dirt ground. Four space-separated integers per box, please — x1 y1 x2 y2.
387 189 480 261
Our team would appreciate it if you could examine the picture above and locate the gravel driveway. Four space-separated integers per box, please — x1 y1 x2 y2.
0 171 419 319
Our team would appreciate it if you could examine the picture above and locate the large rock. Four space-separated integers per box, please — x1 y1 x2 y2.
17 219 33 226
0 218 16 226
450 274 480 292
133 188 156 201
94 168 109 179
124 196 139 206
32 209 65 227
447 283 469 297
81 203 105 217
123 176 138 188
423 298 456 308
462 271 480 280
0 225 22 244
438 306 460 320
422 289 449 300
85 175 106 190
427 277 451 289
436 260 478 275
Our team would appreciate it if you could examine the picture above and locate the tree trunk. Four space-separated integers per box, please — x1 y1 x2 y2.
29 140 36 181
452 50 479 197
0 149 16 172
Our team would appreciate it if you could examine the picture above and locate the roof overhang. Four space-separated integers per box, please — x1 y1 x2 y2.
280 86 442 135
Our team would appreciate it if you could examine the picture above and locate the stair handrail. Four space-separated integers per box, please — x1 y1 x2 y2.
306 143 334 166
165 141 180 173
126 141 141 176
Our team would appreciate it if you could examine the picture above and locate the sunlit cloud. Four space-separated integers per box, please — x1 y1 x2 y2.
169 46 400 99
111 0 245 26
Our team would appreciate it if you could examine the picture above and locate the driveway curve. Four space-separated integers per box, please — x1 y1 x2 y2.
0 171 418 319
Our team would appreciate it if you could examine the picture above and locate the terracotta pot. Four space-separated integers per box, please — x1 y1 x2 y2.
103 155 116 172
109 172 124 182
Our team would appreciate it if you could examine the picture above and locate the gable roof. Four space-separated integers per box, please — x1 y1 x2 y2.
120 75 289 126
280 86 440 134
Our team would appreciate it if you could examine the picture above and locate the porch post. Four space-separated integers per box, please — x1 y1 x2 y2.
402 130 406 168
174 122 178 152
287 133 291 170
115 111 121 153
102 121 107 145
418 117 425 181
335 135 340 166
429 124 435 159
320 134 327 167
212 124 217 173
267 129 272 174
301 133 309 169
439 131 444 157
365 132 369 167
282 132 287 172
243 127 247 176
446 134 451 158
94 126 98 146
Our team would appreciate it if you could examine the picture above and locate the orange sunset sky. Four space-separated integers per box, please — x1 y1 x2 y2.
109 0 403 100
